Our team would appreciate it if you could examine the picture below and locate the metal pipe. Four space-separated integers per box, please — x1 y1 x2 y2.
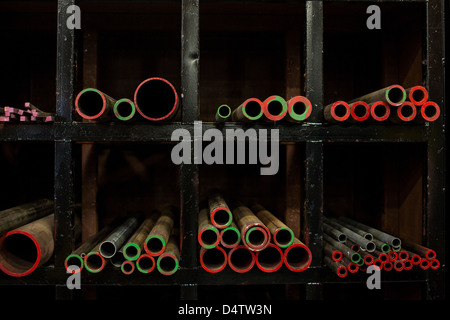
199 246 227 273
156 231 180 276
145 206 176 256
110 246 126 268
420 101 440 122
359 251 374 265
283 237 312 272
334 216 373 241
401 239 436 260
121 260 135 275
198 208 220 249
430 259 440 270
349 84 407 107
99 216 141 258
338 217 401 248
373 238 390 253
341 256 359 273
75 88 116 121
323 222 347 243
404 250 421 265
388 251 398 262
255 243 283 273
251 204 294 248
0 199 54 236
219 221 241 249
231 98 264 122
370 101 391 122
392 101 417 122
227 245 255 273
373 259 383 270
406 86 428 106
123 213 159 261
383 261 393 271
208 193 233 229
324 256 347 278
232 204 270 251
113 98 136 122
323 101 350 122
324 217 375 252
134 77 179 121
215 104 231 122
136 254 156 273
323 234 361 263
420 258 430 270
403 259 413 270
0 214 54 277
394 260 404 271
262 95 288 121
349 101 371 122
286 96 312 122
84 240 108 273
323 241 342 262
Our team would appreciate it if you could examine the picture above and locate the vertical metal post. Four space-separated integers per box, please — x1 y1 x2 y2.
180 0 200 300
425 0 445 300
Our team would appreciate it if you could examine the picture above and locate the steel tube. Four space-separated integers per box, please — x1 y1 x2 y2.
406 86 428 106
388 251 398 262
227 245 255 273
0 214 54 277
323 222 347 243
323 234 360 263
208 193 233 229
420 258 430 270
113 98 136 122
110 246 126 268
123 213 159 261
219 221 241 249
134 77 179 121
394 260 404 271
323 241 342 262
430 259 440 270
324 256 347 278
286 96 312 122
403 259 413 270
75 88 116 121
370 101 391 122
384 261 393 271
349 84 407 107
323 101 350 122
334 218 373 241
231 98 264 122
84 241 108 273
251 204 294 248
156 230 180 276
341 256 359 273
324 217 375 252
420 101 440 122
215 104 231 122
199 246 227 273
373 238 391 253
232 204 270 251
255 243 283 273
401 239 436 260
136 254 156 273
145 206 176 256
263 95 288 121
121 260 135 275
283 237 312 272
404 250 421 265
0 199 54 236
99 216 141 258
349 101 371 122
392 101 417 122
198 208 220 249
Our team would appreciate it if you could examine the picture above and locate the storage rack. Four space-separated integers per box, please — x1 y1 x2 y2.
0 0 445 300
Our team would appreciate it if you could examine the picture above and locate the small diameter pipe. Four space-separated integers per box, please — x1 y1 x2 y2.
113 98 136 122
373 238 391 253
208 193 233 229
323 222 347 243
403 259 413 271
324 234 360 263
324 256 347 278
341 256 359 273
324 101 351 122
251 204 294 248
0 199 54 236
255 243 283 273
393 101 417 122
134 77 179 121
121 260 135 275
110 247 126 268
406 86 428 106
232 204 270 251
324 242 342 262
145 206 176 256
231 98 264 122
200 246 227 273
420 258 430 270
156 233 180 276
324 217 376 252
123 213 159 261
349 101 371 122
136 254 156 274
388 251 398 262
420 101 440 122
75 88 116 121
84 236 109 273
430 259 440 270
0 214 54 277
215 105 231 122
373 259 383 270
398 250 409 261
360 251 374 265
394 260 404 271
219 221 241 249
198 208 220 249
349 84 407 107
370 101 391 122
404 250 421 265
401 239 436 260
286 96 312 122
383 261 393 271
263 95 288 121
245 226 270 251
99 216 141 258
228 245 255 273
284 237 312 272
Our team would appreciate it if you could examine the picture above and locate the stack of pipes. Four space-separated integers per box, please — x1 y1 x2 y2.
198 193 312 273
0 103 55 123
323 216 440 278
324 85 440 124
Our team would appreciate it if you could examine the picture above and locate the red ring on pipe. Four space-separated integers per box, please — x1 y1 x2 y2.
378 253 388 263
330 101 351 121
200 247 227 273
408 86 428 105
337 265 348 278
430 259 440 270
398 250 409 261
371 101 391 121
383 261 393 271
283 241 312 272
403 259 413 270
75 88 107 120
350 101 371 121
397 101 417 121
332 250 343 262
388 251 398 262
420 258 430 270
364 254 374 265
410 254 421 265
136 254 156 273
197 226 220 249
244 225 270 251
386 84 407 106
348 262 359 273
121 260 135 275
228 245 256 273
263 95 288 121
425 249 437 261
210 206 232 229
373 259 383 270
255 243 283 273
421 101 440 121
287 96 312 121
394 260 404 271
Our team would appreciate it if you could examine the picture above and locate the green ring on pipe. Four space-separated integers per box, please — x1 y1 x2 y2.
266 96 287 116
199 226 220 249
145 234 166 255
123 242 141 261
65 254 84 272
242 100 263 120
274 227 294 248
386 87 407 106
114 98 136 121
157 254 179 275
245 227 267 248
84 252 105 273
350 252 361 263
221 225 241 246
289 101 311 121
217 104 231 119
381 243 391 253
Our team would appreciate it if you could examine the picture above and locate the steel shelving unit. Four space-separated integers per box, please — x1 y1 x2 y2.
0 0 445 300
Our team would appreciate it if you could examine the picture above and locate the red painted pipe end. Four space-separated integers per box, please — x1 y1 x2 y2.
331 101 351 122
255 243 283 273
421 101 440 122
228 245 255 273
350 101 371 121
200 246 227 273
371 101 391 121
283 241 312 272
408 86 428 105
397 101 417 121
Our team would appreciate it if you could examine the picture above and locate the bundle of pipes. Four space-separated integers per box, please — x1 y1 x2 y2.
74 77 179 123
227 95 312 123
66 205 181 276
198 195 312 273
323 216 441 277
0 199 56 277
324 85 440 123
0 103 55 123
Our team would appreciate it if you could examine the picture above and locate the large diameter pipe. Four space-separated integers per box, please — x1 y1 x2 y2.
232 204 270 251
136 254 156 273
123 213 159 261
349 84 407 107
255 243 283 273
75 88 116 121
156 232 180 276
198 208 220 249
0 199 54 236
219 221 241 248
228 245 255 273
113 98 136 122
145 206 176 256
263 95 288 121
0 214 54 277
200 246 227 273
349 101 371 122
134 77 179 121
324 217 375 252
99 216 141 258
370 101 391 121
406 86 428 106
324 101 351 122
231 98 264 122
215 105 231 122
283 237 312 272
251 204 294 248
208 193 233 229
286 96 312 122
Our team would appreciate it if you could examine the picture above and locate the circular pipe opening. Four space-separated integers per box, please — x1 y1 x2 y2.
391 238 401 248
365 242 376 252
243 99 263 120
145 236 165 256
430 259 440 270
404 260 413 270
332 251 343 262
114 99 135 121
332 102 350 121
220 227 240 248
409 86 428 105
288 96 312 121
348 263 358 273
337 266 348 278
426 250 437 260
398 251 409 261
65 255 83 273
398 102 417 121
394 260 404 271
199 228 219 248
200 247 227 273
136 254 155 273
245 227 267 248
256 244 283 272
75 89 106 119
421 102 440 121
99 241 116 259
386 85 406 106
211 208 232 228
364 255 374 265
274 228 294 248
351 102 370 121
84 252 105 273
123 243 140 261
121 261 135 275
218 105 231 118
384 261 393 271
284 244 312 272
264 96 287 121
157 254 178 275
0 232 40 277
338 234 347 243
228 246 255 273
